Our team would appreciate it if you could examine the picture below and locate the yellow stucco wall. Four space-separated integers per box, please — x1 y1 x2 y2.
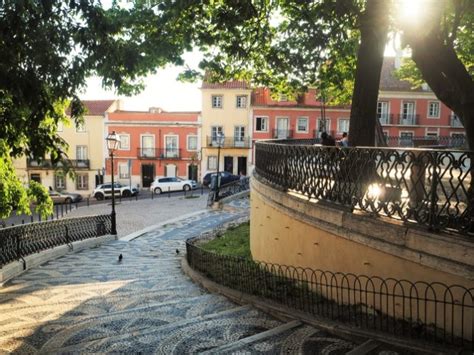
200 88 252 177
250 178 473 339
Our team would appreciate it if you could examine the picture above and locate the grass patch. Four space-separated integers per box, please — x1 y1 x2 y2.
185 195 200 199
201 222 251 259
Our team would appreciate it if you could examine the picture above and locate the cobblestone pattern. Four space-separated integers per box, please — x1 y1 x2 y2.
0 198 404 354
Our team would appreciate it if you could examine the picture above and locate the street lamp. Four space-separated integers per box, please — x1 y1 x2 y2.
214 132 225 201
106 131 120 235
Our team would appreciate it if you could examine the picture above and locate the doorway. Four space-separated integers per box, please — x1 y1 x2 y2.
141 164 155 188
188 164 198 181
224 156 234 174
237 157 247 176
276 118 289 138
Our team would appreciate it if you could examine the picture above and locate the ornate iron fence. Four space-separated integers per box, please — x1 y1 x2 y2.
255 140 474 236
207 177 251 206
0 214 112 268
186 241 474 349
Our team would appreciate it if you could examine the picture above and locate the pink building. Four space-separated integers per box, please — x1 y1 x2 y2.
106 108 200 188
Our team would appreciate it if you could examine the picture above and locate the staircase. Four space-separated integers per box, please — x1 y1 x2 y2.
0 201 415 354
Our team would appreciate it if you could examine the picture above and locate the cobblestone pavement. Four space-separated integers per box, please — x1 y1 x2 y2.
0 198 406 354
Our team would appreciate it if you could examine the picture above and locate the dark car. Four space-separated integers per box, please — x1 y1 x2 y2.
202 172 240 187
48 190 83 204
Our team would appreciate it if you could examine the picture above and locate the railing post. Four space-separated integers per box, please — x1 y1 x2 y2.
65 225 69 244
429 151 439 231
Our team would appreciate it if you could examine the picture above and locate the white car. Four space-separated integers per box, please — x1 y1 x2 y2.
93 183 139 200
150 177 197 194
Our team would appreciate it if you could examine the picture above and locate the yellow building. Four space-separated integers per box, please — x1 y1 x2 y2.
200 81 253 179
21 100 119 196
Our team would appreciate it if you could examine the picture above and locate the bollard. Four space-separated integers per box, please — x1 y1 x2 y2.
184 188 187 197
201 185 203 195
39 214 41 222
56 204 59 219
87 197 90 207
61 204 64 217
30 215 34 223
22 219 24 224
168 187 171 198
151 190 154 200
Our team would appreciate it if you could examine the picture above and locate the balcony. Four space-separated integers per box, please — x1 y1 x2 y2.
450 114 463 127
206 136 251 148
313 130 336 138
378 113 393 125
137 148 181 159
397 114 419 125
272 129 294 139
27 159 90 169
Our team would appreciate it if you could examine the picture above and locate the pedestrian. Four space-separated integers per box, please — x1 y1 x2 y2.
321 132 336 146
339 132 349 147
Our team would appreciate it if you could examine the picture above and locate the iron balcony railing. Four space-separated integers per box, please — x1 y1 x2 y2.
137 148 181 159
384 135 467 148
377 113 393 125
313 130 335 138
0 214 111 268
208 176 250 205
27 159 90 169
206 136 251 148
397 114 419 125
450 114 464 128
186 241 474 349
255 139 474 236
272 129 294 139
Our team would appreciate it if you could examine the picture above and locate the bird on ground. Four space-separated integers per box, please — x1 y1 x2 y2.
118 254 123 262
175 249 180 255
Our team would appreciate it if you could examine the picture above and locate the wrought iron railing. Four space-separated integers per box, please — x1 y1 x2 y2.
137 148 181 159
27 158 90 169
272 129 294 139
206 136 251 148
397 114 419 125
186 241 474 349
384 136 467 148
0 214 112 268
378 113 393 125
450 114 464 128
255 140 474 236
207 177 251 206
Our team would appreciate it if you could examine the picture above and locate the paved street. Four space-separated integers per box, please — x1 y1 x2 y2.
0 197 410 354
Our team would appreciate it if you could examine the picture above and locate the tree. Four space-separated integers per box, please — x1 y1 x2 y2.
0 0 195 217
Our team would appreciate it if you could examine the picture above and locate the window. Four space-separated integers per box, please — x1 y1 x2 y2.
296 117 308 133
76 145 88 160
76 174 88 190
402 101 415 118
428 101 440 118
187 135 198 151
279 94 288 102
211 126 224 144
426 132 438 137
55 174 66 190
208 156 217 170
317 118 331 132
141 135 154 157
118 134 130 150
400 132 414 147
212 95 223 108
165 135 179 158
76 122 86 132
236 95 247 108
338 118 350 133
255 117 268 132
30 173 41 183
57 121 64 132
377 102 390 124
234 126 245 145
119 163 130 179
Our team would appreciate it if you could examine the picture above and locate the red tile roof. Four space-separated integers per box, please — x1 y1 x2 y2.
82 100 116 115
201 80 251 89
379 57 426 92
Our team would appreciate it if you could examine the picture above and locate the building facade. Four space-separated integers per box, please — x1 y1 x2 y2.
20 100 119 196
200 81 253 178
106 108 200 188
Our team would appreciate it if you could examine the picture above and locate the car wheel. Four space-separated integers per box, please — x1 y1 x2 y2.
65 197 72 204
154 188 162 194
123 190 131 197
183 185 191 191
95 193 104 201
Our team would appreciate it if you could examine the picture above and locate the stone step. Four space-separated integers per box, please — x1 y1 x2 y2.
0 294 235 353
42 305 282 354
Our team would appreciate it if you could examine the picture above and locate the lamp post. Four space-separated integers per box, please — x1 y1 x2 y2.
106 131 120 235
214 132 225 201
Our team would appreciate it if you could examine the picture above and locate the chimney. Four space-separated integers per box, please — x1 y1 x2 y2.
394 49 403 69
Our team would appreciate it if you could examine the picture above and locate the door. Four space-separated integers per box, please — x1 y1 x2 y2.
188 164 198 181
165 164 177 177
237 157 247 176
141 135 154 158
141 164 155 188
234 126 245 147
276 118 288 138
165 136 178 158
224 156 234 174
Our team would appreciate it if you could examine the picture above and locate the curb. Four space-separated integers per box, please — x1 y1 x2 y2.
119 209 210 241
181 256 454 355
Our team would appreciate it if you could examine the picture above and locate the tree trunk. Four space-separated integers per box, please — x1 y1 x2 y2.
348 0 390 147
405 34 474 149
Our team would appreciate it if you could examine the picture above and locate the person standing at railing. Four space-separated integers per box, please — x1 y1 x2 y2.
338 132 349 147
321 132 336 146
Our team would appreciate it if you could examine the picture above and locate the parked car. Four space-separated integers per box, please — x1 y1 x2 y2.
48 190 83 204
202 172 240 187
150 177 197 194
92 183 139 200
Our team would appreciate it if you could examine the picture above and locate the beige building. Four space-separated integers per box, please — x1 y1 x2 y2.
200 81 253 179
20 100 119 196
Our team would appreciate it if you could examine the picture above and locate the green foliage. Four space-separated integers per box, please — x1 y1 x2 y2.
201 223 251 259
27 181 53 219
